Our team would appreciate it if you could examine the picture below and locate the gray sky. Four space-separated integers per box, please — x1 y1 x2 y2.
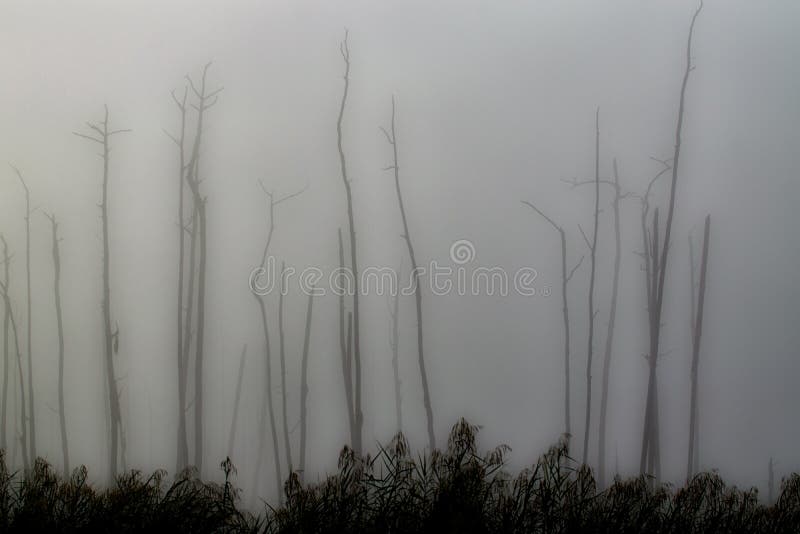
0 0 799 503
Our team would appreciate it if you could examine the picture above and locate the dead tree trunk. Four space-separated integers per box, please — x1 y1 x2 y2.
768 457 775 505
0 238 29 472
73 107 130 482
521 202 583 440
227 344 247 460
640 1 702 481
10 166 35 463
165 86 191 473
338 228 357 448
687 215 710 481
381 96 435 450
597 158 623 488
336 31 363 454
252 184 304 501
388 280 402 434
299 289 314 482
183 64 222 476
45 214 69 478
278 261 293 474
581 108 601 466
1 237 9 452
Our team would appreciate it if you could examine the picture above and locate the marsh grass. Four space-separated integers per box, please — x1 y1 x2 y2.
0 420 797 533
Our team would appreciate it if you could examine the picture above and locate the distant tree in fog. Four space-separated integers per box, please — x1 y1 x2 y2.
9 165 36 464
335 30 364 455
521 203 583 441
639 1 703 483
44 212 69 478
381 96 435 451
0 235 30 471
73 107 130 482
687 215 710 481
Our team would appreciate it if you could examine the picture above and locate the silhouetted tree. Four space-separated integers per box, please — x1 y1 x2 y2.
227 344 247 460
184 64 223 476
640 1 703 482
521 203 583 439
251 184 304 502
387 276 402 434
382 97 436 450
164 85 191 472
580 108 601 466
72 106 130 482
278 261 293 474
335 30 364 454
9 165 35 464
44 213 69 478
1 236 8 452
0 236 29 471
337 228 357 450
687 215 710 480
298 288 314 483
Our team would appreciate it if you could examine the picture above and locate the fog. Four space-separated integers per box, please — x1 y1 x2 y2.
0 0 798 505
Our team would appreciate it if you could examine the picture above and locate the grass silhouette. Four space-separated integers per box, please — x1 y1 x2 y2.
0 419 797 532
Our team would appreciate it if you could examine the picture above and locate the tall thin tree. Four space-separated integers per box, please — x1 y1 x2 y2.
9 165 35 463
45 213 69 478
387 278 402 434
687 215 710 480
381 96 435 450
337 228 357 447
581 109 601 466
521 202 583 439
164 85 191 472
227 344 247 460
73 106 130 482
278 261 293 474
298 288 314 483
640 1 703 480
1 236 9 452
0 236 29 471
336 30 363 454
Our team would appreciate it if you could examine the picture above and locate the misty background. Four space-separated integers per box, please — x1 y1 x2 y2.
0 0 798 504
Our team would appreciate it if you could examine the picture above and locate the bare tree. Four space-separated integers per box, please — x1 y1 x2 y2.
298 288 314 483
337 228 357 449
73 106 130 482
768 457 775 505
521 202 583 439
564 157 628 487
44 213 69 478
0 236 29 471
9 165 35 463
1 237 9 452
336 30 363 454
183 64 222 475
687 215 710 480
252 184 304 502
387 279 402 434
278 261 293 474
640 1 703 481
580 108 601 466
227 344 247 460
381 96 435 450
164 85 191 472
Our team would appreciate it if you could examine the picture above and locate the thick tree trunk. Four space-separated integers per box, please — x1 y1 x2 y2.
299 290 314 482
0 280 29 472
383 97 435 450
194 198 207 474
